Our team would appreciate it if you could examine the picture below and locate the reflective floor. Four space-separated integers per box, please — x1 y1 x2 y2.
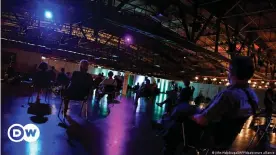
1 84 276 155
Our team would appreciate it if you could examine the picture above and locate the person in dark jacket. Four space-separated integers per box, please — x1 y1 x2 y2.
63 60 93 116
163 56 259 155
157 86 178 114
57 68 69 87
33 62 51 103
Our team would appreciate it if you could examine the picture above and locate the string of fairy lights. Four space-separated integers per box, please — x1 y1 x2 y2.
194 76 275 89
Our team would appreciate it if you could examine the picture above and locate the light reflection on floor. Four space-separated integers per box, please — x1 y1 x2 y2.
152 93 166 121
2 85 276 155
26 141 41 155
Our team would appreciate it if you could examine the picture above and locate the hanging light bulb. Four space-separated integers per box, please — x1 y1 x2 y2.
204 77 208 81
195 77 199 80
226 82 230 86
253 82 257 84
219 82 222 84
213 78 217 81
252 84 256 88
261 81 264 84
248 80 251 84
258 86 262 89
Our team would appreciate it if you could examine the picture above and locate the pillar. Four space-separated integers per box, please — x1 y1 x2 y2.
122 71 130 95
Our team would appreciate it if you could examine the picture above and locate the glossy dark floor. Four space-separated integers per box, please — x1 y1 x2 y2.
2 84 276 155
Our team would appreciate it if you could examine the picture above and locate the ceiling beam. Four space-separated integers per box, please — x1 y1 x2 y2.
199 0 224 6
194 14 214 42
243 26 276 32
222 9 276 19
116 0 130 10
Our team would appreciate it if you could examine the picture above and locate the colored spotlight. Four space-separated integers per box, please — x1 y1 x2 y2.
125 35 132 44
44 11 52 19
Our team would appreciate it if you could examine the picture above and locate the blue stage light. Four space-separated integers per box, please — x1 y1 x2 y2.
44 11 52 19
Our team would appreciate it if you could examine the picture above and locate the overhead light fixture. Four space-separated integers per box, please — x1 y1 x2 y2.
204 77 207 80
248 80 251 84
41 56 46 60
44 10 53 19
195 77 199 80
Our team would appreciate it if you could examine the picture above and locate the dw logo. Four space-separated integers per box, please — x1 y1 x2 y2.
7 124 40 142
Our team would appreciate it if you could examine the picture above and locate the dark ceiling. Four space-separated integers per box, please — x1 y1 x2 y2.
1 0 276 80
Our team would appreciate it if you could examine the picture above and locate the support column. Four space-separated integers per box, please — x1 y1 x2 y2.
122 71 130 95
215 18 221 53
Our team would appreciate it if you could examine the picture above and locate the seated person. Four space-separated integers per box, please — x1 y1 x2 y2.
98 71 117 101
94 73 104 90
63 60 93 116
194 91 205 106
48 66 57 83
151 82 160 96
33 62 51 103
133 83 140 92
157 86 178 114
56 68 70 87
163 56 259 155
134 79 152 104
178 80 195 103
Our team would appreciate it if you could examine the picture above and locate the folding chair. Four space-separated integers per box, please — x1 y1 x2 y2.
180 117 248 155
58 96 88 124
97 85 116 103
247 114 276 150
28 84 51 104
58 89 92 125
